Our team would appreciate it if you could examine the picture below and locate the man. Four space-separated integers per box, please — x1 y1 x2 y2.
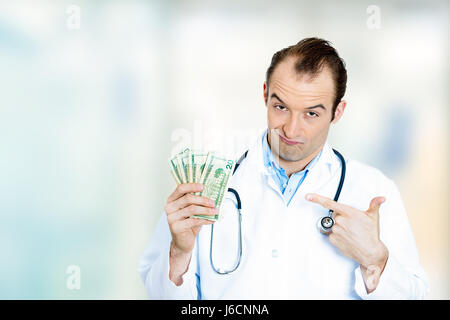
138 38 429 299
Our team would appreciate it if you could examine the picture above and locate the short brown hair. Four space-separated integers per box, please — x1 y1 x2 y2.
265 37 347 121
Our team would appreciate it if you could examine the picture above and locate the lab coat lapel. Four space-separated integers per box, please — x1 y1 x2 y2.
293 142 342 204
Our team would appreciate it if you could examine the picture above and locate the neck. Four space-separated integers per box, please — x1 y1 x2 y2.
281 149 321 177
267 135 323 177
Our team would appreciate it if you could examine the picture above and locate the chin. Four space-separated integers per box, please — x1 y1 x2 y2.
279 149 306 162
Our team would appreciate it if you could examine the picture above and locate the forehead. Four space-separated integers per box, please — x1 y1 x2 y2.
269 56 335 106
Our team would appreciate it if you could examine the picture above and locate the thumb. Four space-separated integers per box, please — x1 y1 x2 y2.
367 196 386 214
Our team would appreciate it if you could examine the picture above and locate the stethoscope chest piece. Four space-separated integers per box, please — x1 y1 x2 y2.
317 148 346 235
317 213 334 233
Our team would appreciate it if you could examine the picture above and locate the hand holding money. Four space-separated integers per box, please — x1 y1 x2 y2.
169 148 235 221
165 148 235 286
165 183 217 253
164 183 216 285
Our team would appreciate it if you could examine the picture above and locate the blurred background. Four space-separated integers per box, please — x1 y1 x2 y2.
0 0 448 299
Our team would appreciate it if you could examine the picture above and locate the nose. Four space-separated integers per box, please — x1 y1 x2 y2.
283 114 303 139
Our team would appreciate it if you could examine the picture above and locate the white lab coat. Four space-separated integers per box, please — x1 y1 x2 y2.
138 130 429 299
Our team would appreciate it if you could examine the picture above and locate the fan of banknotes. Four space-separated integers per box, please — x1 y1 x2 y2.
169 148 235 221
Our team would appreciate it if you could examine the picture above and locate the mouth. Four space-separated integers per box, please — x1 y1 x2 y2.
279 134 302 146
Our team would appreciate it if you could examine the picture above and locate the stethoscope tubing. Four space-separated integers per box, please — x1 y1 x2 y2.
319 149 346 233
209 188 242 274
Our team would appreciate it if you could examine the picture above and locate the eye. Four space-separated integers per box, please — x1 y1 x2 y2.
274 105 287 111
306 111 319 118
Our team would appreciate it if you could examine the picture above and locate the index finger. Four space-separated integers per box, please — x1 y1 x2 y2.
305 193 353 215
167 183 204 203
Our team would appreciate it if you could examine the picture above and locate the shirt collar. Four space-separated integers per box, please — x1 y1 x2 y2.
255 129 340 175
262 129 326 174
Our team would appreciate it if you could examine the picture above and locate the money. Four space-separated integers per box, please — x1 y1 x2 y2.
191 150 208 183
169 148 235 221
196 153 235 221
169 155 183 185
169 148 190 184
191 150 209 194
180 148 193 183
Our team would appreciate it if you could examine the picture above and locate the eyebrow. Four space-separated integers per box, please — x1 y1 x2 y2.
270 93 327 111
270 93 287 105
306 104 326 111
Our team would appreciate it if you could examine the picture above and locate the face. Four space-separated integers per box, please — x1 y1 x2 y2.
264 56 346 163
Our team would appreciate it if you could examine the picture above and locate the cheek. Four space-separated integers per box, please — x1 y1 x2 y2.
310 121 330 140
267 108 288 129
267 108 280 128
302 119 328 141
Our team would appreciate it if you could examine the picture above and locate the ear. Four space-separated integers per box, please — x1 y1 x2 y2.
331 100 347 124
263 82 268 105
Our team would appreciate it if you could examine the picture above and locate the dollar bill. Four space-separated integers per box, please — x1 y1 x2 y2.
181 148 193 183
193 153 235 221
169 155 183 185
175 148 188 183
191 150 209 194
170 148 194 184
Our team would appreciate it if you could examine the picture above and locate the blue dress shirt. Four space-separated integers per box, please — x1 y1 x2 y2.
262 130 322 205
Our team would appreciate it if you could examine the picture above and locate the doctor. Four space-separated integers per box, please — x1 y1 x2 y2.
138 37 429 299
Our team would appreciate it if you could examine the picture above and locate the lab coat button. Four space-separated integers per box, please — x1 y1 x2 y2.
271 249 279 258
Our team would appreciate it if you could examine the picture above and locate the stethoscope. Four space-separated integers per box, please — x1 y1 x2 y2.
210 149 346 275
